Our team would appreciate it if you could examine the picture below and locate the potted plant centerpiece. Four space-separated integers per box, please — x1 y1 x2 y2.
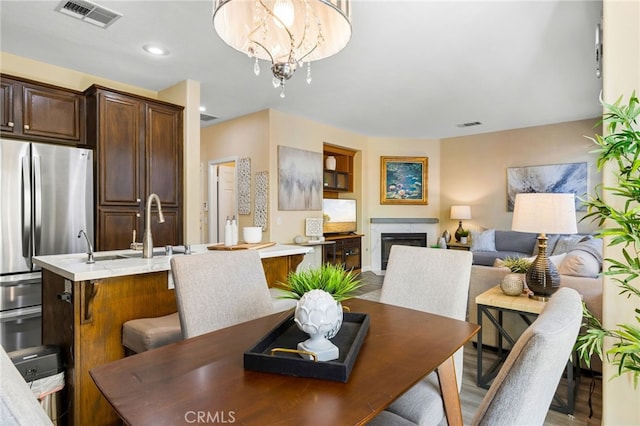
459 230 470 244
278 263 363 361
499 256 532 296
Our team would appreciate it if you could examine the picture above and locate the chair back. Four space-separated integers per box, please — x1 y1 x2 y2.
171 250 274 339
471 287 583 426
381 245 473 322
381 245 473 394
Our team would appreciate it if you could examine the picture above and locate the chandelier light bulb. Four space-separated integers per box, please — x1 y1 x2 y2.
273 0 295 28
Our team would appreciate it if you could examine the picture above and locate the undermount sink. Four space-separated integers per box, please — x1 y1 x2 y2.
90 248 185 262
92 254 126 262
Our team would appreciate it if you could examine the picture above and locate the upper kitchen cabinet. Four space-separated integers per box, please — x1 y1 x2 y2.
0 75 86 145
85 86 184 251
323 144 355 195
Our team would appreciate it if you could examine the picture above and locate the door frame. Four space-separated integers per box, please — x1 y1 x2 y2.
207 156 239 243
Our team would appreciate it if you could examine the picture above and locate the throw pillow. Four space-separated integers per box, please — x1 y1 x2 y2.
551 234 585 255
558 238 603 278
470 229 496 252
522 253 567 269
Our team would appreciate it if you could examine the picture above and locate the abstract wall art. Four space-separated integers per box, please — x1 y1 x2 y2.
506 162 588 211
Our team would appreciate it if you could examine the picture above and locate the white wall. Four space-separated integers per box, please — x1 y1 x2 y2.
601 0 640 423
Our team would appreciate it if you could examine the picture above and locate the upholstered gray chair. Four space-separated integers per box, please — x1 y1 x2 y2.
171 250 275 339
0 346 53 426
370 287 583 426
377 245 473 426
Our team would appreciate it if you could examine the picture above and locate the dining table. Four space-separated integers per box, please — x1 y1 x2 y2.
90 298 479 426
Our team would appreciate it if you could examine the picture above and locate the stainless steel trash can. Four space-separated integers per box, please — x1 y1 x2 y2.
9 345 64 425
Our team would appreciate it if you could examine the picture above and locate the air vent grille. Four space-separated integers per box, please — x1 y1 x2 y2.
456 121 482 128
55 0 122 29
200 114 218 122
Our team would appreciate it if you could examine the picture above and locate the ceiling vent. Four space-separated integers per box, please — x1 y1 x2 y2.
456 121 482 128
55 0 122 29
200 113 218 122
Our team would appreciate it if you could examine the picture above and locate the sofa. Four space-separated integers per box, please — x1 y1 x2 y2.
466 229 603 371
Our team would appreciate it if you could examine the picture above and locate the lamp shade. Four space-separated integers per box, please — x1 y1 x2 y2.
511 193 578 234
450 205 471 220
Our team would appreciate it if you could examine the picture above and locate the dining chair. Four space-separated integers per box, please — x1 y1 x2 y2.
376 245 473 426
171 250 275 339
369 287 583 426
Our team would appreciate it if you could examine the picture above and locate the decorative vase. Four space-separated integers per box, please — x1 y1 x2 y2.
501 273 525 296
294 289 342 361
442 230 451 243
325 156 337 171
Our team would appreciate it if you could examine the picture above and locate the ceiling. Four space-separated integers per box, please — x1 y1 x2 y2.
0 0 603 139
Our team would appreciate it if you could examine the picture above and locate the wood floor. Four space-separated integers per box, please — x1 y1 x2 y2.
355 272 603 425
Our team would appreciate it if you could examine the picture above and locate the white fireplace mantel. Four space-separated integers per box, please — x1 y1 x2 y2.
369 218 439 275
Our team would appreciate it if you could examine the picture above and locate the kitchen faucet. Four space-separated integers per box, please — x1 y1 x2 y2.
143 193 165 258
77 230 95 264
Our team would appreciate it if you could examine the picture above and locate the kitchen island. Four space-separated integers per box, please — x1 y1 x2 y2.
33 244 312 426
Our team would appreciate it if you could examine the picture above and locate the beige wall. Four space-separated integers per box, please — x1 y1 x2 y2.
364 136 441 242
268 110 368 243
159 80 201 245
203 110 601 270
441 119 601 236
200 110 271 239
1 52 157 98
601 0 640 423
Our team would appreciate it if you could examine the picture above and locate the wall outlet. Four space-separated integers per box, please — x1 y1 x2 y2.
64 280 72 293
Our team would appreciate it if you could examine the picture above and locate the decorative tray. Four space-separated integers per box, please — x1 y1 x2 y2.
244 311 370 383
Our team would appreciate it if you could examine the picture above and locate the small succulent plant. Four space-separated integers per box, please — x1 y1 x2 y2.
277 263 363 302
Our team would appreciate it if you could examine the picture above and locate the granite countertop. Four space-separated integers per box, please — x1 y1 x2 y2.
33 244 313 282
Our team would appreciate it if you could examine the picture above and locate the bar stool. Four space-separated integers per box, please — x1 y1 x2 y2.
122 312 182 355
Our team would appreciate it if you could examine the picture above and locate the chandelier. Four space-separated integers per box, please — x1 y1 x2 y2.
213 0 352 97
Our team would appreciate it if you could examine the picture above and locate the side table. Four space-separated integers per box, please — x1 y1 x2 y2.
446 241 471 251
475 286 579 414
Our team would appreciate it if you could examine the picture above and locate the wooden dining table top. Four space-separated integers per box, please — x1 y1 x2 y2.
90 298 479 426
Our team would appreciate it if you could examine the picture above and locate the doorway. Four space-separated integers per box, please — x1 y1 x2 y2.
207 158 238 244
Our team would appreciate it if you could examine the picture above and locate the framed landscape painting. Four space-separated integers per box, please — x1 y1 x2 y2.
380 156 428 205
506 162 588 211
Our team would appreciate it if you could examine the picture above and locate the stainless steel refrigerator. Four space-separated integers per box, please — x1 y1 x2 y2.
1 139 93 351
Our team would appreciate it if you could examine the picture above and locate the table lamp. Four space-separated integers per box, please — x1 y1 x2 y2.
511 193 578 301
450 205 472 242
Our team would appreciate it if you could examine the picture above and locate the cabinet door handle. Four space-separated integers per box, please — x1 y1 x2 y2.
7 121 14 127
24 124 30 130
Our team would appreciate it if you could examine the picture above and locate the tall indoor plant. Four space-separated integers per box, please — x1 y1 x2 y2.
576 92 640 386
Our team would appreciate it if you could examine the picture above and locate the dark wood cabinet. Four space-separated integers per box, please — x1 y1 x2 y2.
323 234 363 272
0 75 85 144
0 80 15 133
86 85 183 251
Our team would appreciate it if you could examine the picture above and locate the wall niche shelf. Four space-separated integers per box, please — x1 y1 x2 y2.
323 144 355 195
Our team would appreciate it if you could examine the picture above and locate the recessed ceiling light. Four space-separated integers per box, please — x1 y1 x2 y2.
199 106 206 112
142 44 169 56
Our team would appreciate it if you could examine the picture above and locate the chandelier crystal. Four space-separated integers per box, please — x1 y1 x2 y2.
213 0 352 97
